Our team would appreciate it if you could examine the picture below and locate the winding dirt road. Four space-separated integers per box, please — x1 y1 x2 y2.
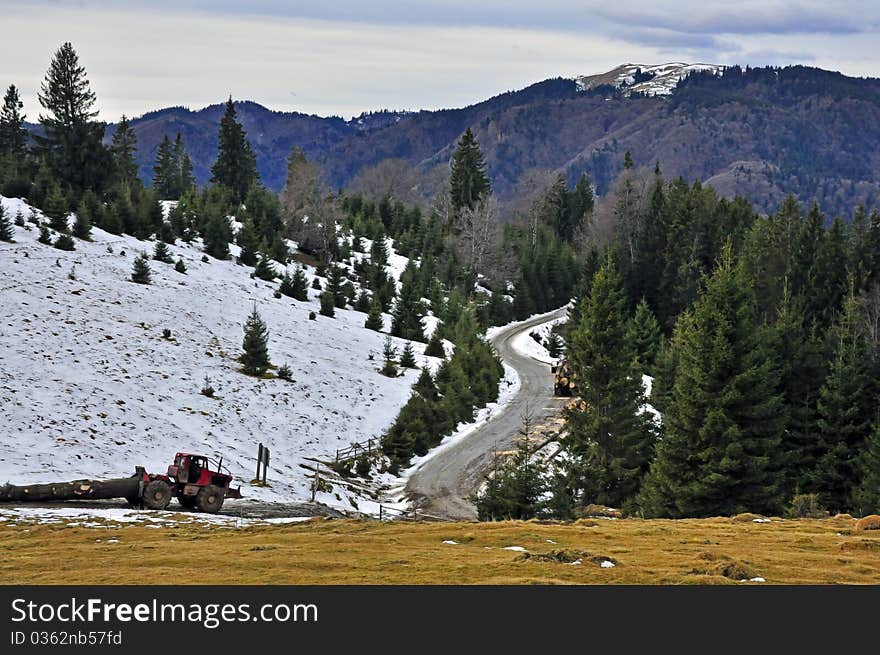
405 307 568 520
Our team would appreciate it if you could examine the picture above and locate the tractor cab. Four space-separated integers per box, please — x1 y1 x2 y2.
168 453 210 485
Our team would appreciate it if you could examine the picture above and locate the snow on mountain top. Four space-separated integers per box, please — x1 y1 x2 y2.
576 62 724 97
0 195 437 512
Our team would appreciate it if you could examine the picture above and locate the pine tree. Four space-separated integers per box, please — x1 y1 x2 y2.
381 337 398 377
152 135 176 198
449 128 491 213
240 305 270 376
35 42 111 194
210 97 258 202
131 253 152 284
110 115 138 185
399 342 417 368
72 198 92 240
153 240 173 263
0 84 28 157
0 206 15 241
638 245 785 518
365 296 384 331
546 332 563 359
424 331 445 358
290 265 309 301
37 225 53 244
319 291 335 317
174 258 187 274
628 298 663 374
563 257 655 509
814 291 876 512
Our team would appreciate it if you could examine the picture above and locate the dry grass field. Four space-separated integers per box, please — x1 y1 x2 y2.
2 514 879 585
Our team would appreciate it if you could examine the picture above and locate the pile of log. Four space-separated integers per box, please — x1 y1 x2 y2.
551 359 577 397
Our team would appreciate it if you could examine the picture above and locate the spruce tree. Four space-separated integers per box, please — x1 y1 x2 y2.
814 291 876 512
476 440 547 521
278 273 296 298
210 97 258 202
253 253 276 281
563 257 655 509
240 305 270 376
36 42 110 194
37 225 53 244
152 135 175 198
627 298 663 374
365 296 384 331
638 245 785 518
424 331 445 358
0 84 28 157
236 217 259 266
0 206 15 241
110 115 138 185
174 258 187 274
856 424 880 515
399 341 417 368
290 265 309 301
53 233 75 251
354 290 371 313
326 265 346 309
153 240 173 263
173 133 195 195
202 212 232 259
43 184 69 232
413 367 439 401
449 127 491 213
391 275 426 342
319 291 335 317
381 337 398 377
131 253 152 284
546 332 563 359
72 198 92 240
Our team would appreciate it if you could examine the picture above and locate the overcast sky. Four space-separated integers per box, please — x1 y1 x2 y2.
2 1 879 121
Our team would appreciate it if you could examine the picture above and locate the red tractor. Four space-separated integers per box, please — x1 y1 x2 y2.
137 453 242 513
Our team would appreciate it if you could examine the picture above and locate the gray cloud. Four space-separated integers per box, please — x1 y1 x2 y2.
1 1 878 120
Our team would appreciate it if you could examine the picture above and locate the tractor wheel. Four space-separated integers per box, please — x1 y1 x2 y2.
177 494 197 509
142 480 172 510
196 485 225 513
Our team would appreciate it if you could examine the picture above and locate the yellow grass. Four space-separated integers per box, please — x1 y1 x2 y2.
1 516 879 585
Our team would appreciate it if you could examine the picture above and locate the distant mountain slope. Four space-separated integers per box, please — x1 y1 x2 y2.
109 65 880 216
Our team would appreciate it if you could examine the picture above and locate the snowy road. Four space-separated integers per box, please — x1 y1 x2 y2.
405 307 569 520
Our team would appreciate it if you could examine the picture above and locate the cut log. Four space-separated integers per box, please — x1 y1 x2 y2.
0 470 143 503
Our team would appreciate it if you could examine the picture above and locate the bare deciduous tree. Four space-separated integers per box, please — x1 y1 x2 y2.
455 196 501 280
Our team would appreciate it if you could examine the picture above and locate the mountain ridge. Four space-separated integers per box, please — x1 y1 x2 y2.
38 63 880 217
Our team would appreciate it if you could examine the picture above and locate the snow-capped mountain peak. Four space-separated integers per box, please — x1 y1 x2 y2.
575 62 725 97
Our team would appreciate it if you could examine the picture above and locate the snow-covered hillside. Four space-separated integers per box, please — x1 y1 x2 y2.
0 195 440 511
576 62 724 97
